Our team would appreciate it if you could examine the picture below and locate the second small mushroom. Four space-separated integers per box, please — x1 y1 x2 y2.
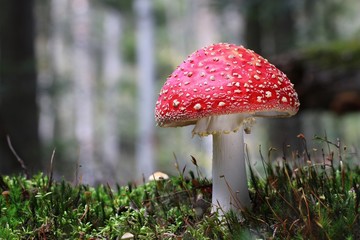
155 43 299 215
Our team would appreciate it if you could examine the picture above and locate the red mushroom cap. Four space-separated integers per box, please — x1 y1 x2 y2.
155 43 299 129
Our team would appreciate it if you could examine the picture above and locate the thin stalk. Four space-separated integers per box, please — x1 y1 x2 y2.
212 128 251 214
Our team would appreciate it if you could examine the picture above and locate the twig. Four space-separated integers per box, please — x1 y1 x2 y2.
47 149 56 191
6 135 29 178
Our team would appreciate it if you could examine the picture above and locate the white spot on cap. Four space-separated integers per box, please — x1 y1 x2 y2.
281 96 288 103
194 103 202 110
209 76 215 81
257 96 262 102
173 99 180 107
254 74 260 80
265 91 272 98
218 102 225 107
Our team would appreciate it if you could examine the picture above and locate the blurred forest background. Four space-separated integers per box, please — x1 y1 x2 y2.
1 0 360 185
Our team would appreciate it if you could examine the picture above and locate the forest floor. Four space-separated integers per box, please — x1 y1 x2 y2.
1 135 360 240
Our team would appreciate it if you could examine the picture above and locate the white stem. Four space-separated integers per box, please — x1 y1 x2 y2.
212 128 251 214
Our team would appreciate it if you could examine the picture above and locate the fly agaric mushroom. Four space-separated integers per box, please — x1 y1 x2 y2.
155 43 299 214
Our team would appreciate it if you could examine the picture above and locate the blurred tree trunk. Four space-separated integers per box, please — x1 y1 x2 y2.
100 9 122 181
46 0 76 179
71 0 97 184
244 0 262 53
243 0 301 152
134 0 155 180
0 0 42 174
244 0 295 55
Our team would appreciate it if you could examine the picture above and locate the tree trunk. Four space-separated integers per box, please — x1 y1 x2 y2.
244 0 263 53
71 0 97 184
100 9 122 181
134 0 156 181
243 0 300 152
0 0 41 175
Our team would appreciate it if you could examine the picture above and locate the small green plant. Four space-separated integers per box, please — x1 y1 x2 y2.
0 134 359 239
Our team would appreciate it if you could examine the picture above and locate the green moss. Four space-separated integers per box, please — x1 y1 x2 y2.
303 39 360 69
0 136 360 239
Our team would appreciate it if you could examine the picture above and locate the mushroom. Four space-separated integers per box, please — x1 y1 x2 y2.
120 232 134 240
148 171 169 181
155 43 299 215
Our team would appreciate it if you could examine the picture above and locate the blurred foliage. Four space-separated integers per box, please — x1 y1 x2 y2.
96 0 133 13
304 39 360 69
